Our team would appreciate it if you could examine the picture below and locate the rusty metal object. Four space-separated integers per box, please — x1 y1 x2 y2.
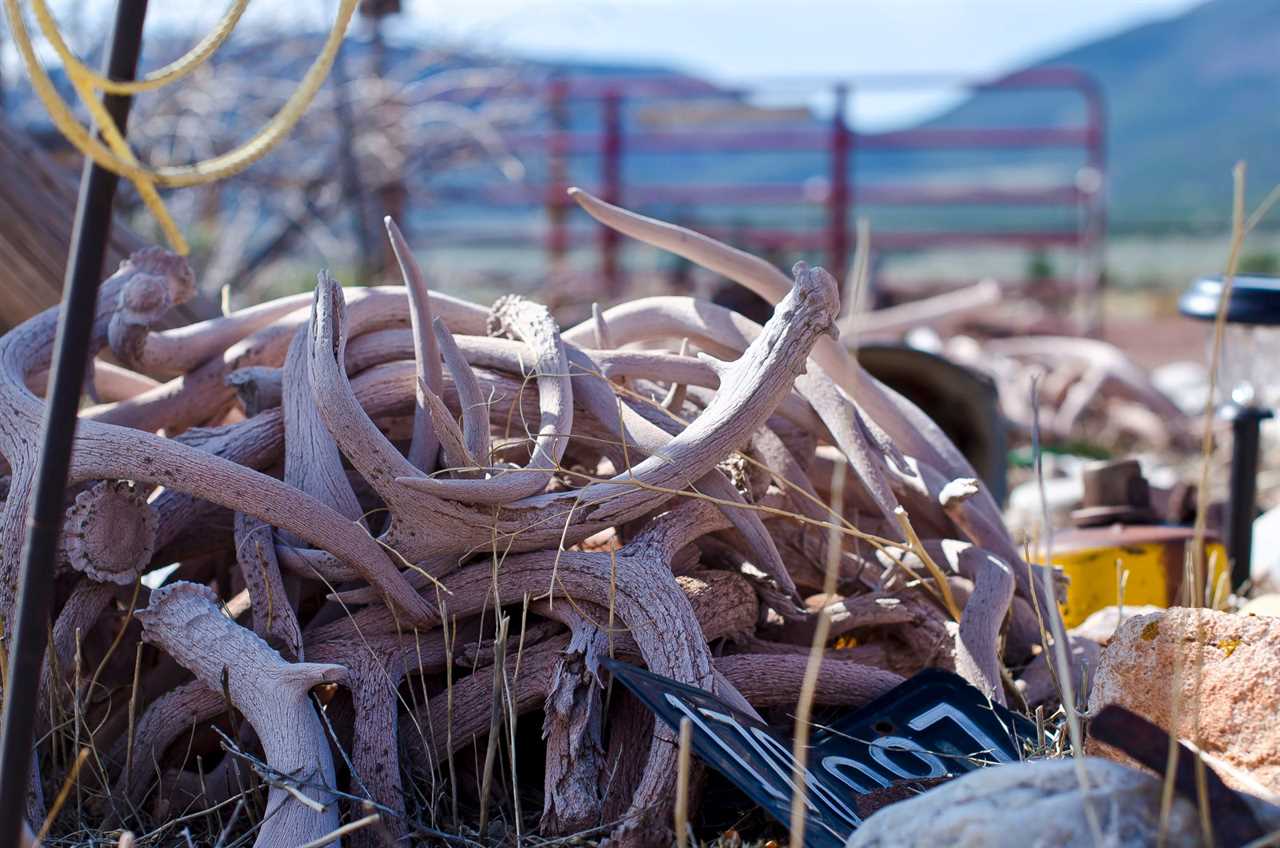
1039 460 1229 624
1089 705 1265 847
1072 458 1155 527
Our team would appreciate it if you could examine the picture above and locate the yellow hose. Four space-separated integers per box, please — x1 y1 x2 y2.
2 0 358 253
31 0 250 95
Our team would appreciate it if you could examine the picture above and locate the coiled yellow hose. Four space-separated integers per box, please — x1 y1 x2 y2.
2 0 358 254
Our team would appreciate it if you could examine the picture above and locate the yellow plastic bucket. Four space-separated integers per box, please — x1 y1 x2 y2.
1036 525 1228 627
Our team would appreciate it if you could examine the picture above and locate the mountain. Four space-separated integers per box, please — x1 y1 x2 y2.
530 0 1280 232
923 0 1280 230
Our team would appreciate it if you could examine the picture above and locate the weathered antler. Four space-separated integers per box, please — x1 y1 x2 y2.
0 209 1092 845
138 583 344 847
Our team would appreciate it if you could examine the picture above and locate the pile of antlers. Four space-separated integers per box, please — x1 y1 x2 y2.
942 334 1193 451
0 190 1070 846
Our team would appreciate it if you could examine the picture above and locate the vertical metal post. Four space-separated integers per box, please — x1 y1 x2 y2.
546 77 570 276
600 90 623 297
1224 403 1272 590
828 84 851 278
0 0 149 839
1082 78 1107 338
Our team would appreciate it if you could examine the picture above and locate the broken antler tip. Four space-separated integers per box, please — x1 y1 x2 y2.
385 216 408 247
787 262 842 337
148 580 219 606
294 662 349 688
137 581 221 631
939 477 982 508
315 271 343 302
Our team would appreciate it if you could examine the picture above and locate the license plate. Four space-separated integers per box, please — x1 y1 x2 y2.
605 662 1036 848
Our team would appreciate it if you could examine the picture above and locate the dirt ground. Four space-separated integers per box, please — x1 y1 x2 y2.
1100 313 1211 370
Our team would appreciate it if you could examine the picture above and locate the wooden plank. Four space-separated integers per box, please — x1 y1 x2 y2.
0 120 209 331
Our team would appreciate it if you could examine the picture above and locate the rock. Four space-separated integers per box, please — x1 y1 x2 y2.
1006 473 1082 538
845 758 1205 847
1071 604 1164 646
1240 593 1280 618
1150 360 1208 417
1250 506 1280 590
1087 607 1280 794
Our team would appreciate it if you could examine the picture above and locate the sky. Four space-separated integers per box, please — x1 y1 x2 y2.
385 0 1204 126
10 0 1205 128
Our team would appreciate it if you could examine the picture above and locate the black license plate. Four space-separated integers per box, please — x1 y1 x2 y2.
605 662 1036 848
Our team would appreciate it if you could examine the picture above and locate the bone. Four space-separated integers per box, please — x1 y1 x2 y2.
0 223 1068 847
234 513 304 661
398 294 573 503
923 539 1015 705
111 679 228 806
420 378 476 472
279 319 365 544
60 480 157 585
847 278 1002 341
386 216 445 472
540 616 609 835
434 318 491 470
714 654 903 707
566 189 1016 560
106 252 198 374
227 365 284 416
137 583 344 848
26 359 162 404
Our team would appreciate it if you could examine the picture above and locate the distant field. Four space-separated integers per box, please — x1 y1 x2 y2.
237 228 1280 334
881 229 1280 292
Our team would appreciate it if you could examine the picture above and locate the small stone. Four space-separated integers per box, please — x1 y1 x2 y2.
1240 593 1280 618
845 758 1205 847
1070 604 1164 647
1005 474 1082 538
1087 607 1280 795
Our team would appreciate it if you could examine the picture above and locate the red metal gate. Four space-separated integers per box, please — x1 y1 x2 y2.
426 68 1106 332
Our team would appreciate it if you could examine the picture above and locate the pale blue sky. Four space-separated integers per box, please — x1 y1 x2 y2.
13 0 1204 127
268 0 1204 126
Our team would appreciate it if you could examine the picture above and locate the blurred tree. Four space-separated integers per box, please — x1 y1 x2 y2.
114 29 531 299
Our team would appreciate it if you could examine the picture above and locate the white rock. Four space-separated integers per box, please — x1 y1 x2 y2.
1241 594 1280 617
1071 604 1165 646
1006 475 1082 538
1151 360 1208 416
845 758 1205 848
1252 506 1280 590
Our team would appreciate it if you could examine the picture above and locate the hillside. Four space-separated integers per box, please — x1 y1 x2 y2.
924 0 1280 229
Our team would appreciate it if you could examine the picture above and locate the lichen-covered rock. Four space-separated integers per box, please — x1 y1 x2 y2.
1087 607 1280 794
845 758 1205 847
